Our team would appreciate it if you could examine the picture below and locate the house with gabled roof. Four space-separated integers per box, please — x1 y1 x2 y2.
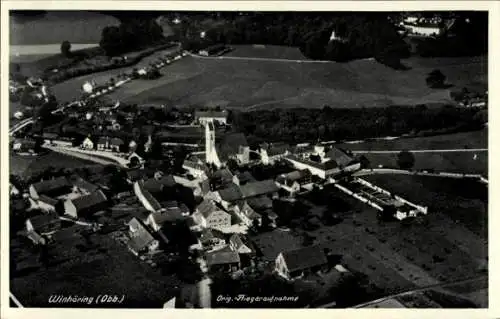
213 179 279 211
200 228 227 251
229 234 254 255
232 171 256 186
193 198 232 231
231 201 262 227
26 212 61 236
127 217 159 256
71 177 99 196
64 190 108 218
275 169 314 195
260 142 291 165
134 180 162 213
147 201 190 232
29 176 72 200
110 137 125 152
206 250 241 272
275 246 329 280
37 195 58 213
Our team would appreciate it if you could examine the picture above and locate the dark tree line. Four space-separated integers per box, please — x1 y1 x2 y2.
230 105 486 145
99 16 166 56
180 12 410 68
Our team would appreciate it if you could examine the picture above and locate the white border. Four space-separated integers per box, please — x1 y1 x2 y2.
1 1 499 319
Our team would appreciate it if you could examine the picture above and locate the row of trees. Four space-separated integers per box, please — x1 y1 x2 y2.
230 104 486 146
179 12 410 68
99 17 165 56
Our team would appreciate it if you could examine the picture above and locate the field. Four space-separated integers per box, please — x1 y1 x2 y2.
86 46 488 109
337 129 488 151
50 45 181 102
10 226 180 307
338 129 488 175
10 151 97 178
285 174 487 303
226 44 312 60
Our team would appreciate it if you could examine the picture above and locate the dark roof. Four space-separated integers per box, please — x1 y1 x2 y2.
195 110 227 119
212 168 234 183
216 133 248 161
325 147 355 167
38 195 58 206
14 139 36 149
70 190 108 214
31 177 71 197
127 168 146 181
110 137 125 146
240 180 279 199
235 171 256 185
72 177 99 193
281 246 328 273
218 184 243 202
27 213 60 231
143 178 164 194
206 250 240 267
197 199 220 218
246 196 273 211
137 181 162 211
277 169 312 186
128 217 156 252
158 175 176 188
97 137 108 145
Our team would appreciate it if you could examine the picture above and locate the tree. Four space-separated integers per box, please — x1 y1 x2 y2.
61 40 72 57
426 69 446 88
397 150 415 170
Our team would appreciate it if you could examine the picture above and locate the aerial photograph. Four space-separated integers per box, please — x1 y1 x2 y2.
7 9 488 309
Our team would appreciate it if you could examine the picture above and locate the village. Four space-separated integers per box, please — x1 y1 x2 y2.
9 81 435 307
7 10 489 309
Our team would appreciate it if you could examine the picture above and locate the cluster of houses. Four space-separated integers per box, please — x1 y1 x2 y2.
21 175 109 243
398 14 456 38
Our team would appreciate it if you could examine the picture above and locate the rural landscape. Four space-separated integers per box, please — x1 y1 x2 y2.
7 10 488 309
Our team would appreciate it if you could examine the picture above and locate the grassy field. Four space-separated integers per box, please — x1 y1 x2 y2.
337 129 488 151
90 47 487 109
10 11 118 45
50 46 181 102
11 227 180 307
226 44 311 60
292 175 487 301
363 151 488 175
338 129 488 175
10 151 97 178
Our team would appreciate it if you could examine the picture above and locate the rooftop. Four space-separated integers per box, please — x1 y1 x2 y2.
206 250 241 266
70 190 108 214
281 245 328 273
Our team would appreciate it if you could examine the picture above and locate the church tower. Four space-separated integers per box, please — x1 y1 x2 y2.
205 121 221 167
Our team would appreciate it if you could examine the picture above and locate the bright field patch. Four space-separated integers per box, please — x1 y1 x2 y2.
93 49 486 109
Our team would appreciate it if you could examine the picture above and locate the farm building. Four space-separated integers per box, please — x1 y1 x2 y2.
127 217 159 256
213 179 279 210
193 198 232 232
29 176 72 200
275 169 314 195
25 212 61 236
64 190 108 218
260 142 291 165
275 246 329 280
206 250 241 272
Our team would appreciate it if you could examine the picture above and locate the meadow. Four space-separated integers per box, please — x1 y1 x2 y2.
98 46 486 110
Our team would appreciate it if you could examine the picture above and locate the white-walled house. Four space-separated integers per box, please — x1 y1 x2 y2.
81 137 94 150
193 199 232 231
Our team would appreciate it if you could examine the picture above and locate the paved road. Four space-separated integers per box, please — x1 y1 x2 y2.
352 148 488 154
